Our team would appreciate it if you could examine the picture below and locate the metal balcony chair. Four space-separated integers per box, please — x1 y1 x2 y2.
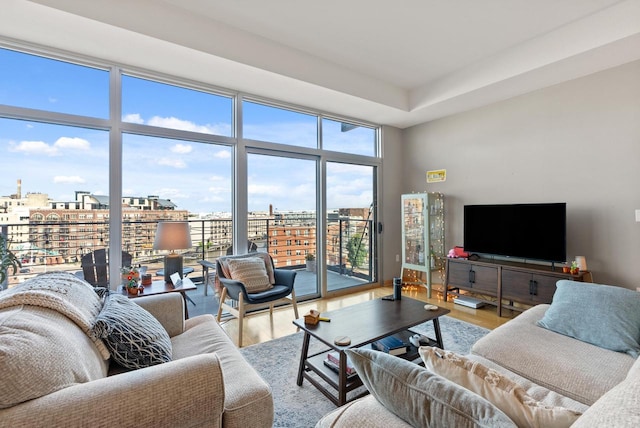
216 253 299 347
81 248 132 288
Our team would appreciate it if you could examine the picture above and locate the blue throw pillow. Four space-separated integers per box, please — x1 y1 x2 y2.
537 280 640 357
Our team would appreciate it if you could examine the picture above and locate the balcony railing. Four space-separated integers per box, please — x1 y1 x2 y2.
1 216 375 293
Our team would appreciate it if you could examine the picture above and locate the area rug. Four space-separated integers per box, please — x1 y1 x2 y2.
239 315 490 428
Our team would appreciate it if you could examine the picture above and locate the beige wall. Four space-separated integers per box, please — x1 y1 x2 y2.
398 59 640 289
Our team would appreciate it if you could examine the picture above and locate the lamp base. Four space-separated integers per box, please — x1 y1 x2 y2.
164 253 183 284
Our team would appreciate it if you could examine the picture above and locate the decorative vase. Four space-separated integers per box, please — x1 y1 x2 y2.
127 286 140 296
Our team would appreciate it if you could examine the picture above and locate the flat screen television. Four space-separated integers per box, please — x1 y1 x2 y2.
463 203 566 263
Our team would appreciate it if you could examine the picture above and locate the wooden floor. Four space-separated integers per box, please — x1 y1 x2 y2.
219 285 520 348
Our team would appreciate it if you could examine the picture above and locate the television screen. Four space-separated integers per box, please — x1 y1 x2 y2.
463 203 566 262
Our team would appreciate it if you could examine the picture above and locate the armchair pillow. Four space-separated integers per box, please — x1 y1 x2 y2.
419 347 582 428
226 257 273 293
346 348 516 428
536 280 640 357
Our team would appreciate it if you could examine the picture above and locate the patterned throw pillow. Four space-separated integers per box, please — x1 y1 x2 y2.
226 257 273 293
91 294 172 369
419 347 582 428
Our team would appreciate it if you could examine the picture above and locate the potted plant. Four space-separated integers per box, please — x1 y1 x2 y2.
121 266 141 295
305 252 316 273
570 260 579 275
0 234 21 289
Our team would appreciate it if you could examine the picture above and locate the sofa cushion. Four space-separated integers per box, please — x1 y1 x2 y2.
471 304 634 405
315 395 412 428
420 347 582 428
226 257 273 293
171 314 274 428
0 305 108 409
537 280 640 357
571 373 640 427
345 348 516 427
92 294 172 369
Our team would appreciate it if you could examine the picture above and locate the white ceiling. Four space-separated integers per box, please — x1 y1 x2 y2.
3 0 640 128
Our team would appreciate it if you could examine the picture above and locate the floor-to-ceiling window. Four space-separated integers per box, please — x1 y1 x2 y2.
0 42 381 295
121 75 233 277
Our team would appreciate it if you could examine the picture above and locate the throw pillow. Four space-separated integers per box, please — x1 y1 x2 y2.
226 257 272 293
536 280 640 357
345 348 517 428
419 347 582 428
91 294 172 369
0 306 108 409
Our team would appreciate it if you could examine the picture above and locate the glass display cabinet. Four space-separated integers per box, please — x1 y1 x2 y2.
401 192 445 298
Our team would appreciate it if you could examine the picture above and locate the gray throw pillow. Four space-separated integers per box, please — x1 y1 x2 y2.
92 294 172 369
537 280 640 357
345 348 516 428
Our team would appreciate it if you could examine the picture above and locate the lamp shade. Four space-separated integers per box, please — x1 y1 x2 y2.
153 221 192 251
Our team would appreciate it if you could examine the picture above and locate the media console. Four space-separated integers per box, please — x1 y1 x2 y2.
444 257 590 316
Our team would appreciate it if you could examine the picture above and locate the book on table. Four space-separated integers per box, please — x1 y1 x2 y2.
371 334 408 356
324 351 357 377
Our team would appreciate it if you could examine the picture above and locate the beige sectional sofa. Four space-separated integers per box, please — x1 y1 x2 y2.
318 281 640 427
0 272 273 427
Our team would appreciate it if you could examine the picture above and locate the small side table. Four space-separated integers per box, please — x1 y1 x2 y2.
122 278 197 318
155 267 196 306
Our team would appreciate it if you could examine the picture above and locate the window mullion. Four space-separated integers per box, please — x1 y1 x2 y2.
108 66 123 289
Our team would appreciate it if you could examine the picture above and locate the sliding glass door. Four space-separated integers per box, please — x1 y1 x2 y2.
247 153 318 298
326 162 376 292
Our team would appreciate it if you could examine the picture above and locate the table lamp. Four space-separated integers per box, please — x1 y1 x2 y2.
153 221 192 283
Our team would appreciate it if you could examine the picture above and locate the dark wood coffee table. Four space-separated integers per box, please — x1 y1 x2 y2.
293 296 450 406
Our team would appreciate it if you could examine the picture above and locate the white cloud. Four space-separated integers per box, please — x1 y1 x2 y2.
154 187 188 199
121 113 230 136
54 137 90 151
123 113 144 124
147 116 217 134
48 97 58 104
207 185 228 194
214 150 231 159
248 183 283 196
171 143 192 154
157 158 186 168
9 137 90 156
53 175 85 184
9 140 57 155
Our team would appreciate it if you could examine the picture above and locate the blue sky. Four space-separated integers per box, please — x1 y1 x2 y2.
0 47 375 215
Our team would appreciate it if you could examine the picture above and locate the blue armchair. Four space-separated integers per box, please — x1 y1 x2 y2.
215 253 299 347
